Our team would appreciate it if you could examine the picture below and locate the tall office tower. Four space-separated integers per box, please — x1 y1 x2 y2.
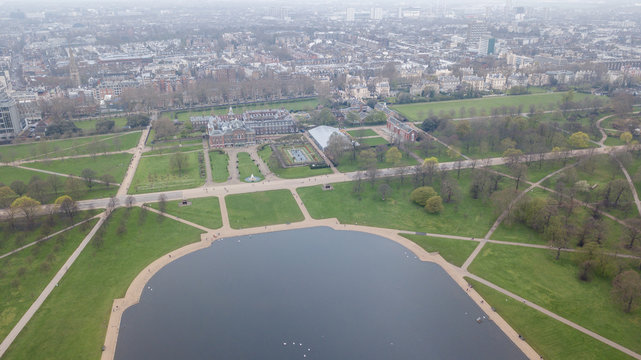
68 47 81 88
467 21 487 45
0 91 23 140
370 7 383 20
478 34 496 55
346 8 355 21
505 0 513 19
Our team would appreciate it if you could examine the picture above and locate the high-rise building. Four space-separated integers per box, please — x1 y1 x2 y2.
478 35 496 55
0 91 23 141
467 21 487 45
68 47 81 88
346 8 355 21
370 7 383 20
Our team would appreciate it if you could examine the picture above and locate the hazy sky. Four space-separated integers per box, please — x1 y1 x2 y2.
1 0 637 10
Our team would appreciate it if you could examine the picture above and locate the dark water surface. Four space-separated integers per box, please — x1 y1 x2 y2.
114 227 527 360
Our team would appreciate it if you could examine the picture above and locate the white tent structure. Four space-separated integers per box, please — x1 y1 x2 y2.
308 125 347 150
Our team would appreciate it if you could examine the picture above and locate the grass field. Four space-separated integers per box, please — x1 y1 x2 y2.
209 150 230 183
347 129 378 137
148 197 222 229
468 244 641 354
73 117 128 131
400 234 478 267
0 132 138 162
0 211 99 256
130 151 204 194
22 153 133 184
142 144 202 156
411 140 462 163
258 146 332 179
491 158 576 183
225 190 304 229
359 137 389 146
297 171 511 237
2 207 204 359
237 152 262 182
392 92 598 122
466 278 633 360
0 166 118 203
171 98 319 122
336 147 417 173
0 219 98 342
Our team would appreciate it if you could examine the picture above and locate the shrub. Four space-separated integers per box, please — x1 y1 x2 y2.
410 186 437 206
424 196 444 214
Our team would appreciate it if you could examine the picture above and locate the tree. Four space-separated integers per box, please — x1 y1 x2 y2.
385 147 402 165
126 195 136 208
511 163 528 190
359 149 377 170
325 133 351 163
95 119 115 134
55 195 77 222
611 270 641 313
46 175 64 198
410 186 437 206
545 216 570 260
620 131 633 144
502 147 523 168
421 116 440 132
11 196 41 228
154 117 178 140
440 175 461 203
622 218 641 249
378 183 392 200
424 196 444 214
65 177 85 199
568 131 590 149
100 174 116 188
10 180 27 196
311 108 337 126
81 168 97 190
27 179 49 203
0 186 18 208
126 114 151 128
158 194 167 215
422 157 439 184
169 152 189 176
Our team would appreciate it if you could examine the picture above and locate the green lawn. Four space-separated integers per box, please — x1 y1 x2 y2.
73 117 128 131
411 140 461 163
0 166 118 203
0 211 99 256
468 244 641 354
22 153 133 183
392 92 599 122
491 158 576 183
0 133 124 162
237 152 262 182
336 147 418 172
347 129 378 137
400 234 478 267
148 197 223 229
466 278 634 360
142 144 202 156
359 137 389 146
225 190 304 229
604 136 626 146
210 150 230 183
2 207 204 359
51 132 140 159
258 146 332 179
297 171 509 237
130 151 204 194
0 219 98 342
172 98 319 122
